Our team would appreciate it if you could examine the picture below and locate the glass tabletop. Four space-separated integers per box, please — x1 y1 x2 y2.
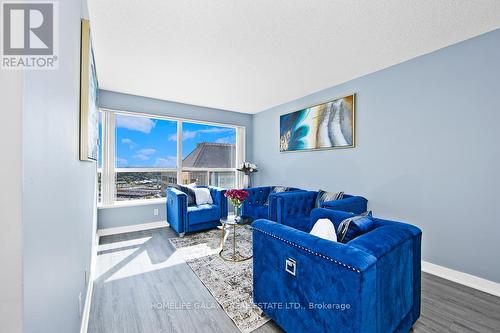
220 215 253 226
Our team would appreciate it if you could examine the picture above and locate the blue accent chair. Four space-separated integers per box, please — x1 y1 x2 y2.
241 186 303 221
275 191 368 232
253 208 422 333
166 186 227 236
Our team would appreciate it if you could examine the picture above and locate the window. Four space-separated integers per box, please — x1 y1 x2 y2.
115 114 177 169
114 114 177 201
97 112 103 203
115 171 176 201
98 110 244 206
181 122 236 187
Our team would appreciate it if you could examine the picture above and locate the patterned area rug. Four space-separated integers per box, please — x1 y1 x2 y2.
169 226 270 333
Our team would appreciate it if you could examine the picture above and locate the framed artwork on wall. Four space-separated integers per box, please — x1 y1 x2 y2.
79 19 99 161
279 94 355 152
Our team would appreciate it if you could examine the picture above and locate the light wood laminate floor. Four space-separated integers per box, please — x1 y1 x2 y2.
88 227 500 333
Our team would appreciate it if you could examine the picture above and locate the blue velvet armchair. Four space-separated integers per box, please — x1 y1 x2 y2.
274 190 368 232
241 186 303 221
252 208 422 333
166 186 227 236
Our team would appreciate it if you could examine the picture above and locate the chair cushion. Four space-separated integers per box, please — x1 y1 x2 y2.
193 187 213 205
315 189 344 208
187 204 220 225
244 205 269 219
282 215 310 232
310 218 337 242
172 184 196 206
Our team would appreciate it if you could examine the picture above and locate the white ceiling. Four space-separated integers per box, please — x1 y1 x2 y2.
88 0 500 114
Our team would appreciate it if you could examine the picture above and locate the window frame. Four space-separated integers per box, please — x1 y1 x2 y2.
98 108 245 207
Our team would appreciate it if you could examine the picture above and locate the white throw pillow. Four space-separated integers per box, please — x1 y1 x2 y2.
310 218 337 242
193 187 213 205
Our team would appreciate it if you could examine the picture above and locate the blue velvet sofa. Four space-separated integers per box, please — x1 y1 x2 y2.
274 191 368 232
166 186 227 236
241 186 303 221
253 208 421 333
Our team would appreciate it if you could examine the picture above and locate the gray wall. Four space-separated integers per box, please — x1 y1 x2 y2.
99 203 166 229
0 70 24 332
98 90 253 230
253 29 500 283
21 0 98 332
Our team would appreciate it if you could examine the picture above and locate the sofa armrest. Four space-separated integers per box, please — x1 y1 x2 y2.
252 219 377 333
348 220 422 331
348 224 420 257
208 186 225 205
267 188 306 221
209 187 228 218
166 188 188 234
372 217 422 237
275 191 317 224
321 195 368 214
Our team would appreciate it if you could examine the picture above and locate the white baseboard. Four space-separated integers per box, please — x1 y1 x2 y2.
422 261 500 298
80 274 94 333
97 221 169 237
80 233 99 333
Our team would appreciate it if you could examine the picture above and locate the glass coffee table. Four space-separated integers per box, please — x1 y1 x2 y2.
219 215 254 262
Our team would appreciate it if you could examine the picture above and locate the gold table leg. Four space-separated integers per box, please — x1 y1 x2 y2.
219 224 225 249
218 223 253 262
232 225 236 260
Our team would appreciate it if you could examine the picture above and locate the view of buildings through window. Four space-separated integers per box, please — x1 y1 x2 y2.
114 114 177 201
98 111 238 203
181 122 236 189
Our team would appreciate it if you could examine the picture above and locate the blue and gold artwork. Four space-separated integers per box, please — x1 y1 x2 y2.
280 94 355 152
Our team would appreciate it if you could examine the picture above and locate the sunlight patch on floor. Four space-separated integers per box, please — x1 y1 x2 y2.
98 238 218 283
98 236 152 251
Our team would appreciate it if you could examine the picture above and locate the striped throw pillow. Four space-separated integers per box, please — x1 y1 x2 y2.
337 211 374 243
315 190 344 208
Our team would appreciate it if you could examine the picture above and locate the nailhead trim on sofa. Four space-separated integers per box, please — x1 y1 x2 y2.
253 227 361 273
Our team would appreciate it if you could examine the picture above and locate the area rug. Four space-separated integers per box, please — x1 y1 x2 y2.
169 226 270 333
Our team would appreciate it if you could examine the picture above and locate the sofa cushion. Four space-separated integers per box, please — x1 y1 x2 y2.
282 215 310 232
310 218 337 242
172 184 197 206
193 187 213 205
337 211 374 243
242 204 268 219
315 190 344 208
187 204 220 225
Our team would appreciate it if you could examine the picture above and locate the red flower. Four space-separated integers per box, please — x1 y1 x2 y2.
224 189 249 204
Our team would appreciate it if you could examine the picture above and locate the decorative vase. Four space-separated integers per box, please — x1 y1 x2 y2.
243 175 249 188
234 204 242 221
243 174 252 188
225 189 249 222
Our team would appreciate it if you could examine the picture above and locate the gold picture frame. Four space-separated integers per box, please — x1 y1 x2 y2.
79 19 99 161
279 93 355 153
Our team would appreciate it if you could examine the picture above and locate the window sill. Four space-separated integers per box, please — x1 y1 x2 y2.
98 198 166 209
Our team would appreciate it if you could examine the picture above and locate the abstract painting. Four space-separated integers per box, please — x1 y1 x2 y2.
280 94 355 152
80 19 99 161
